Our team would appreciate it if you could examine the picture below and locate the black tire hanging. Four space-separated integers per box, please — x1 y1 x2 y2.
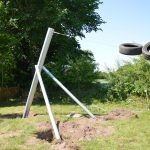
142 42 150 60
119 43 142 55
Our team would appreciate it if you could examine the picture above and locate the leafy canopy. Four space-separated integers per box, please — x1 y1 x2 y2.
0 0 104 87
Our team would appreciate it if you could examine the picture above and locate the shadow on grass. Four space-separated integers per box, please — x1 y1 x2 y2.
35 129 54 142
0 98 45 107
0 113 22 119
0 112 48 120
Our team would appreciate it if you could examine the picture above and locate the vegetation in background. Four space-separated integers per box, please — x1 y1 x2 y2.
0 0 105 88
1 1 150 104
106 57 150 100
40 56 150 104
0 34 17 87
44 50 99 86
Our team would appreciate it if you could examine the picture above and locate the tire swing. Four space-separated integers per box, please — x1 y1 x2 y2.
142 42 150 60
119 43 143 55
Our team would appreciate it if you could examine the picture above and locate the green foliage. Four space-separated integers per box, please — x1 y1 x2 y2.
98 71 109 79
64 51 99 85
0 0 104 87
38 50 103 104
44 50 99 87
0 33 17 86
107 57 150 100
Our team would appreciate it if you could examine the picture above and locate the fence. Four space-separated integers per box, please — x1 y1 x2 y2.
0 86 20 100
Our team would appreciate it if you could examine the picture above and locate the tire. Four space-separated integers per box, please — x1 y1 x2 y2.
142 42 150 60
119 43 142 55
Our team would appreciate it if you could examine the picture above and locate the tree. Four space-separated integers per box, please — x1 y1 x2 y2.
0 33 16 87
0 0 105 87
45 50 99 87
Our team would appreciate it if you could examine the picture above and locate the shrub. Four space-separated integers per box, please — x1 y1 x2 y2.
106 57 150 100
43 50 99 88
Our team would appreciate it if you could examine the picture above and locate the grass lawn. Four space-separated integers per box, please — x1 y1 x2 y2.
0 97 150 150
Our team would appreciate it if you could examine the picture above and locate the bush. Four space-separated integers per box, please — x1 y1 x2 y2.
43 50 99 88
106 57 150 100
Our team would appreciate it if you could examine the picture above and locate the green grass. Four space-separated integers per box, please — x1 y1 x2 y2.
0 96 150 150
81 111 150 150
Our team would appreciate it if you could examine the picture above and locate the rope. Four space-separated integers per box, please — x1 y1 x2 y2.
54 31 71 38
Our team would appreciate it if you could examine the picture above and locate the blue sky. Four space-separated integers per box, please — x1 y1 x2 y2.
78 0 150 71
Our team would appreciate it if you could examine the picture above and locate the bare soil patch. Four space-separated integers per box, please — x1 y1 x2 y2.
104 109 138 120
28 109 138 150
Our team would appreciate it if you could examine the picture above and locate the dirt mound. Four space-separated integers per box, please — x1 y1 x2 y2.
28 109 137 150
55 124 115 150
104 109 138 120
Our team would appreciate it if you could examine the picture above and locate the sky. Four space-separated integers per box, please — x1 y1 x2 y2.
78 0 150 71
